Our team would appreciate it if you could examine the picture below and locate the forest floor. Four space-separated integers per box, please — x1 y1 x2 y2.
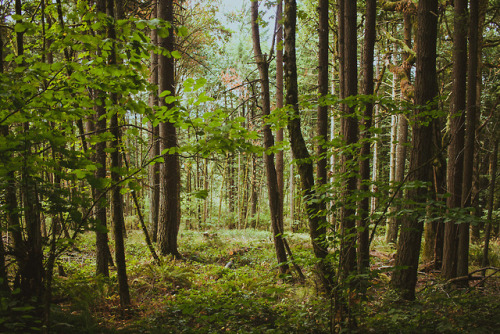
43 229 500 333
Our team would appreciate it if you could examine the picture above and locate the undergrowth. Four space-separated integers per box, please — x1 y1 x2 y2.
46 229 500 333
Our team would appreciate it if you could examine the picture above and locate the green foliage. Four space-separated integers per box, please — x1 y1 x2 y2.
0 287 42 333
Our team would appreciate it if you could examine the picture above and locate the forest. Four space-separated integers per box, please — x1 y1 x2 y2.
0 0 500 332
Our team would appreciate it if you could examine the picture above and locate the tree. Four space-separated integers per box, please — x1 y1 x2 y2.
391 0 438 301
276 0 285 224
316 0 328 188
95 0 111 279
339 0 358 278
157 0 181 257
357 0 376 273
149 0 161 242
108 0 131 308
458 0 479 279
442 0 468 281
284 0 334 290
251 0 289 275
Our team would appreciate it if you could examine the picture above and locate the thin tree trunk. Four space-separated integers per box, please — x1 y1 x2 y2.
108 0 130 307
386 62 399 244
251 0 289 274
276 0 285 210
95 0 110 278
482 140 498 268
149 0 160 243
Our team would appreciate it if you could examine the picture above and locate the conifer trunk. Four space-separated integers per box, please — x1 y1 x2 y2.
391 0 438 301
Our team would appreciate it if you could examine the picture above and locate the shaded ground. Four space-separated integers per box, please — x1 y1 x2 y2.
9 229 500 333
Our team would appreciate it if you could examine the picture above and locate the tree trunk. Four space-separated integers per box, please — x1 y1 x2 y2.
482 140 498 268
457 0 479 279
251 0 289 273
339 0 358 279
386 58 399 244
108 0 130 307
357 0 375 273
316 0 328 186
391 0 438 301
284 0 334 290
95 0 110 278
442 0 468 281
276 0 285 211
157 0 181 257
149 0 160 243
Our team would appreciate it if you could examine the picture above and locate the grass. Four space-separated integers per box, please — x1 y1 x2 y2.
45 227 500 333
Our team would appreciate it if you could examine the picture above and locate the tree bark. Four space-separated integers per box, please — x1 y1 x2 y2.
357 0 376 273
276 0 285 211
458 0 479 279
316 0 329 186
339 0 358 278
149 0 160 243
391 0 438 301
442 0 468 281
158 0 181 257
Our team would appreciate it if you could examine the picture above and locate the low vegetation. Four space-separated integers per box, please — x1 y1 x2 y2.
5 228 492 333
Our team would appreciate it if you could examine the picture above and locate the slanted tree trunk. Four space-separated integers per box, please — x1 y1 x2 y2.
157 0 181 257
442 0 468 281
284 0 334 290
391 0 438 301
251 0 289 274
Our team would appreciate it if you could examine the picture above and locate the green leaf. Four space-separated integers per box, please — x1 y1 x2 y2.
194 78 207 90
14 22 30 33
177 26 189 37
159 90 172 98
171 50 182 59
